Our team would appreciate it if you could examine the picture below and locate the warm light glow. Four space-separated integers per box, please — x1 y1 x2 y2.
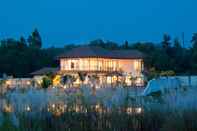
127 107 143 114
135 77 144 86
107 76 112 84
61 58 120 72
63 85 67 89
4 104 13 113
95 84 100 89
53 75 61 86
60 58 144 85
26 106 31 112
125 75 131 86
136 107 142 114
6 80 11 85
26 81 31 85
52 104 55 108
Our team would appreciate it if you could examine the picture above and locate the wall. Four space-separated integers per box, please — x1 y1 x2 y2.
5 78 32 89
60 58 143 76
118 59 143 76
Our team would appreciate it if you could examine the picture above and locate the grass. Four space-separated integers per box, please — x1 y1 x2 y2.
0 87 197 131
1 108 197 131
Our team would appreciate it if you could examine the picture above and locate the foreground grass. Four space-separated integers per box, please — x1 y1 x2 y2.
1 87 197 131
1 107 197 131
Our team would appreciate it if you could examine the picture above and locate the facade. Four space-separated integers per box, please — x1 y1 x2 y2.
4 78 32 89
57 46 145 86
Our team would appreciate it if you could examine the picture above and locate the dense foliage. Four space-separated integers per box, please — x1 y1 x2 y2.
1 29 197 77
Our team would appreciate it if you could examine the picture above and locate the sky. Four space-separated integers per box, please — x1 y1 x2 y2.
0 0 196 47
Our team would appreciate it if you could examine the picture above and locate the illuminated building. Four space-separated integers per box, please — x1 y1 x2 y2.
58 46 144 86
31 46 144 87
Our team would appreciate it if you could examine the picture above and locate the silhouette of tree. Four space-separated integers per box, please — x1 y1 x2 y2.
162 34 171 49
28 28 42 48
123 40 129 49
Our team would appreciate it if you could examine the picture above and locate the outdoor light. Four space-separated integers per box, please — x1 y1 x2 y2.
63 85 67 89
4 105 13 113
6 80 11 85
26 106 31 112
136 107 142 114
52 104 55 108
27 81 31 85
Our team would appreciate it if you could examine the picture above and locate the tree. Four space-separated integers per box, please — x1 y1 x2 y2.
146 67 159 81
172 38 184 72
20 36 26 45
17 36 27 49
174 37 182 49
191 33 197 72
41 76 52 89
89 39 105 48
162 34 171 49
28 29 42 48
191 33 197 49
123 40 129 49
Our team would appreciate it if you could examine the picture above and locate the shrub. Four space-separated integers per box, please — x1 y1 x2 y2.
41 76 52 89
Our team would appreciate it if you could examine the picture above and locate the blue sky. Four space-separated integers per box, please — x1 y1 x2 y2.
0 0 196 47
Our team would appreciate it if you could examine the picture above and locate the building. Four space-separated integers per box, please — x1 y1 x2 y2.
4 78 32 89
57 46 145 87
31 46 145 87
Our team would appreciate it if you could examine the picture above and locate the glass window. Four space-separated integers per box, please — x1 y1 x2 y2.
71 62 74 69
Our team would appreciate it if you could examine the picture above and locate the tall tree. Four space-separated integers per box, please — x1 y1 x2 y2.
191 33 197 72
174 37 182 49
20 36 26 45
123 40 129 49
18 36 27 49
191 33 197 49
28 29 42 48
162 34 171 49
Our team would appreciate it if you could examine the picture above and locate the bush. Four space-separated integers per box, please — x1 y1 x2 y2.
41 76 52 89
160 70 176 77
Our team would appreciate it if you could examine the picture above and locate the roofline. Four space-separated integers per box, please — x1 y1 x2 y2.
58 56 144 59
57 46 145 60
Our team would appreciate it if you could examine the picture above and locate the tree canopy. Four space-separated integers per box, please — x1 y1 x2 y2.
0 30 197 77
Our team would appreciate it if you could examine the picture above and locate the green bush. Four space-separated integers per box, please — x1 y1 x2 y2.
41 76 52 89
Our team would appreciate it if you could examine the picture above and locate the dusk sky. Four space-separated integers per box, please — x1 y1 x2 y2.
0 0 196 47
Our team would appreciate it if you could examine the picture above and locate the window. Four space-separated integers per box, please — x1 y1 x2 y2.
71 62 74 69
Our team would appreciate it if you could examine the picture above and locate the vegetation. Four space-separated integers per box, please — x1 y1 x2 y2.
0 87 197 131
41 76 52 89
0 109 197 131
61 75 77 88
78 72 87 85
1 30 197 78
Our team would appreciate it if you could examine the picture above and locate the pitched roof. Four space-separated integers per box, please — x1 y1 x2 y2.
58 46 144 59
30 67 59 75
